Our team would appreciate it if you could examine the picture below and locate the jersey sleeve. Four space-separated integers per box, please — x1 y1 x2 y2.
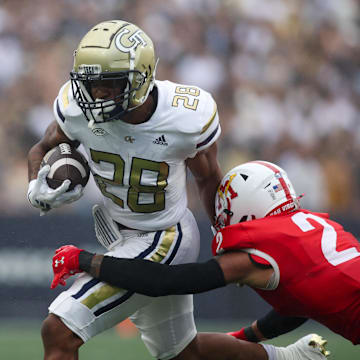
187 93 221 158
212 224 252 256
53 81 76 141
196 96 221 151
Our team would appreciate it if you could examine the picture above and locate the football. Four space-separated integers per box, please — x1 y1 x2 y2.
41 143 91 191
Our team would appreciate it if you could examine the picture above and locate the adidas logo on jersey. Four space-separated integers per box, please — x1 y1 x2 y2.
153 135 168 146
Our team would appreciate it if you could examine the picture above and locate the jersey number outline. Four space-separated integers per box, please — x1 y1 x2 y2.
90 149 169 213
172 86 200 111
291 212 360 266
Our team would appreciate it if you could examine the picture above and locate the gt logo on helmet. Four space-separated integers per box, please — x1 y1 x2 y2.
115 28 147 53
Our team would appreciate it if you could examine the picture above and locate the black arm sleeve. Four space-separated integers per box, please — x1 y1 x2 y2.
79 252 226 297
257 309 308 339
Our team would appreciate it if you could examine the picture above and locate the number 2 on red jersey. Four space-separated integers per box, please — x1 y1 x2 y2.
292 212 360 266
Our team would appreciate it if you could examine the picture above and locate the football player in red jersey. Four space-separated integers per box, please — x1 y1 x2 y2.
51 160 360 352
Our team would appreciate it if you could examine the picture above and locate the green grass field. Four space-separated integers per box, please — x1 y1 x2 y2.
0 320 358 359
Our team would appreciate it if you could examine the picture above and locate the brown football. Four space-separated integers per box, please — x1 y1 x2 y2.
41 143 90 191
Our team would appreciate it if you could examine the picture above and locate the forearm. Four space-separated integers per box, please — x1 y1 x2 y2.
230 310 308 342
28 143 48 181
255 310 308 340
197 176 221 223
79 251 226 296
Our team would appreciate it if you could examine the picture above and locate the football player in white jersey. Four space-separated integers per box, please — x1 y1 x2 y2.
27 20 272 360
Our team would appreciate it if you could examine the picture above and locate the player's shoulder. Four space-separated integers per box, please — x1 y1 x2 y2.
155 80 220 150
157 79 216 123
54 81 82 122
222 214 294 240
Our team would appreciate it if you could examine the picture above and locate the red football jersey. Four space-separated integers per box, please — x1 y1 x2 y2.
212 209 360 344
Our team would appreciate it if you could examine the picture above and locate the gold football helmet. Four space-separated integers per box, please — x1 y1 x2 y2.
70 20 157 125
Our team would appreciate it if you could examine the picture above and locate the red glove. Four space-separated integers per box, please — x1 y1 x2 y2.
51 245 84 289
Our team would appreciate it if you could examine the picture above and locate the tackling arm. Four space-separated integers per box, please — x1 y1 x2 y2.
229 309 308 342
52 245 273 295
78 251 226 296
186 142 222 224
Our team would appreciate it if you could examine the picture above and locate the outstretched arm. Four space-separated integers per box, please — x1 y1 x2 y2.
228 309 308 342
51 245 226 293
80 252 227 296
51 246 272 293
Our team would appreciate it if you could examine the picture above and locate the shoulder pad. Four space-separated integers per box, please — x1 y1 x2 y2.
54 81 82 123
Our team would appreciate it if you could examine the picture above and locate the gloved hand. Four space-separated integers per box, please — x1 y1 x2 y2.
27 165 83 215
51 245 84 289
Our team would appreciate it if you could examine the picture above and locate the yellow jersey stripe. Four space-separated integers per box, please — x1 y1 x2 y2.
81 284 122 309
200 103 217 135
150 226 176 263
61 82 70 109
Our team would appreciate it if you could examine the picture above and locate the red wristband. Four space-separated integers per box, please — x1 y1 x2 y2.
227 328 247 340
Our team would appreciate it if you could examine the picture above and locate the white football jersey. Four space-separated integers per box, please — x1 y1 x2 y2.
54 80 221 230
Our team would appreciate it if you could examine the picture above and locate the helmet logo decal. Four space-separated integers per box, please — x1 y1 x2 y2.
267 200 297 217
115 28 147 53
251 161 293 201
218 174 238 201
273 183 283 193
214 174 239 231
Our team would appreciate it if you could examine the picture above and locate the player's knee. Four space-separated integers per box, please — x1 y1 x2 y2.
41 314 83 352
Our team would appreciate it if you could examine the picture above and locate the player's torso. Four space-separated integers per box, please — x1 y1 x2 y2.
55 80 219 230
214 210 360 342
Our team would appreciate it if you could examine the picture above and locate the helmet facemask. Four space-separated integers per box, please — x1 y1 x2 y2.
70 20 157 127
70 67 148 126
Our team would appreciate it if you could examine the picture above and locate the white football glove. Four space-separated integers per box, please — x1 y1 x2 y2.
27 165 84 215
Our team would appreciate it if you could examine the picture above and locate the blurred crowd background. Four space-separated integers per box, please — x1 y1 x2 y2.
1 0 359 222
0 0 360 333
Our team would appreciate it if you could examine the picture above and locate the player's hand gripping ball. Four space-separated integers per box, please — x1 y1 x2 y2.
27 143 90 214
41 143 90 190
